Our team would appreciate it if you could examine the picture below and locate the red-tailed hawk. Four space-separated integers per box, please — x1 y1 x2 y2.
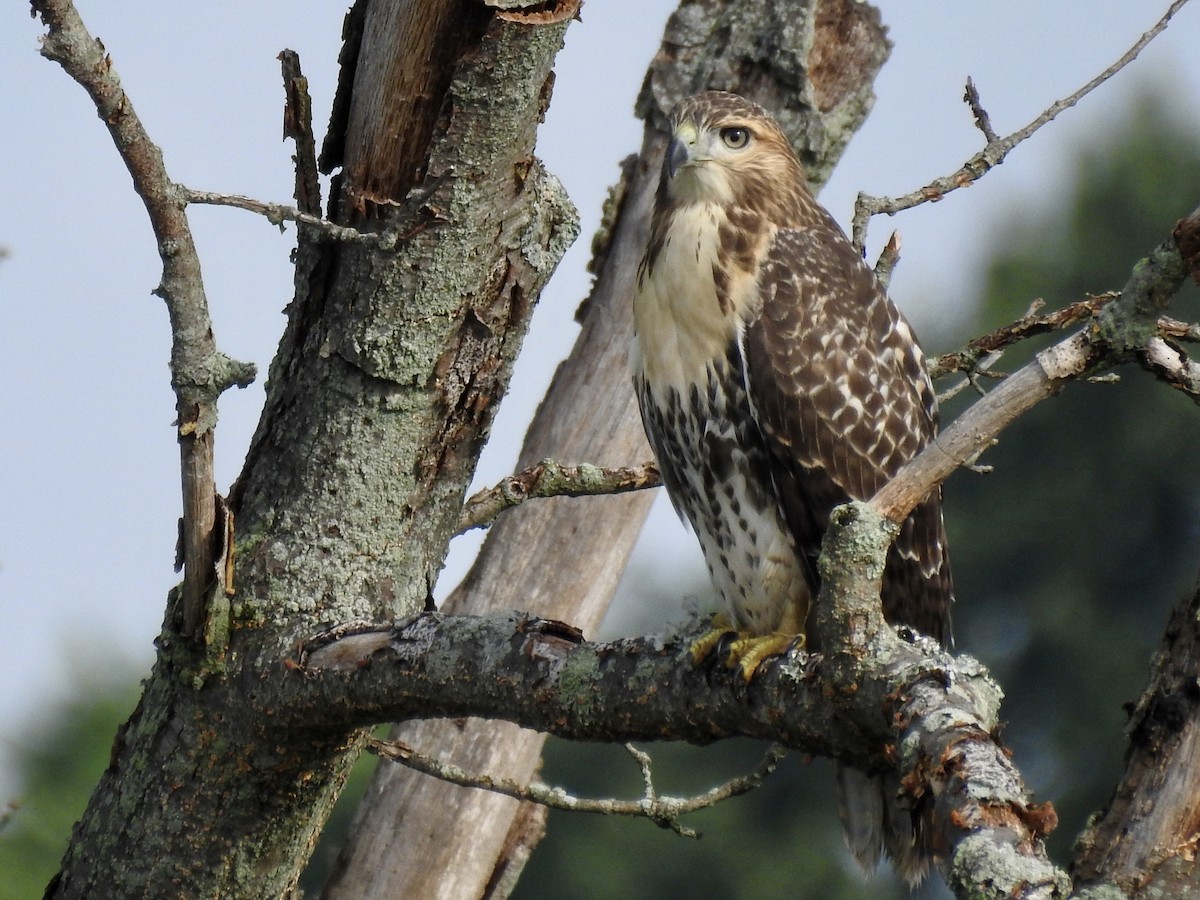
632 91 953 882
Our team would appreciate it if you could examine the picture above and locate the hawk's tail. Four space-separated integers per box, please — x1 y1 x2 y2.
836 765 933 886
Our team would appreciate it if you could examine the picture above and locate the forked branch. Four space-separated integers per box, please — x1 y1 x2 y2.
851 0 1193 248
370 737 787 838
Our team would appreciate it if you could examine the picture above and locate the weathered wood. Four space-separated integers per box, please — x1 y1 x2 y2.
1072 582 1200 896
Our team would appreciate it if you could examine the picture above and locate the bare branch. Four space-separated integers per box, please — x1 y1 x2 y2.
456 459 661 534
874 207 1200 525
369 736 786 839
182 188 378 244
851 0 1193 247
31 0 256 638
936 351 1004 405
928 295 1111 379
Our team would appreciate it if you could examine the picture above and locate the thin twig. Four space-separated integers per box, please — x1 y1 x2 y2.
368 736 787 838
927 295 1113 379
184 173 454 248
183 189 380 244
936 351 1005 404
456 459 661 534
851 0 1193 247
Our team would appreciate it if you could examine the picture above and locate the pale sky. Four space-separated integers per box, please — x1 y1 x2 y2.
2 0 1198 803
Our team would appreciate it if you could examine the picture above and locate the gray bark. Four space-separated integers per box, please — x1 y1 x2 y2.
1072 580 1200 897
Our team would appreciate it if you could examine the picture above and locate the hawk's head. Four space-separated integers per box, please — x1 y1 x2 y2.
661 91 810 217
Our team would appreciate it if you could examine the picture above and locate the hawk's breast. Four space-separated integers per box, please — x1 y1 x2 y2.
633 202 763 394
633 203 809 636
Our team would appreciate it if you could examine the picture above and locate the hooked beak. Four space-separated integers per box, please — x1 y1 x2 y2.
666 122 699 179
667 136 690 179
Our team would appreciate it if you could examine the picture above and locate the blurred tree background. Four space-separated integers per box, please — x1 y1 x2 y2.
3 89 1200 900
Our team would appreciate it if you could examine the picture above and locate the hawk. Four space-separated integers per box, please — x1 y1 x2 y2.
632 91 953 881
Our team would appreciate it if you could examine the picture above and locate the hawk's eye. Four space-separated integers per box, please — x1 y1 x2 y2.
719 126 751 150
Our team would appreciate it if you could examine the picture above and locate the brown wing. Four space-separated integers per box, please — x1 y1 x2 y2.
741 226 953 645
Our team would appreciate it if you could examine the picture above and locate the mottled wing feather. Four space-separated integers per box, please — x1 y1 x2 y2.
742 226 953 644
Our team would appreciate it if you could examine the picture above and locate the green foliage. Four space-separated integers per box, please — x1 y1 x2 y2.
0 677 139 900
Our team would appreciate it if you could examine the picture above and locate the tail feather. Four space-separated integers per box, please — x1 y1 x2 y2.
836 765 931 885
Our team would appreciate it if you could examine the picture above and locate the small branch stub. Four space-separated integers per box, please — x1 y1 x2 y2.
456 459 660 534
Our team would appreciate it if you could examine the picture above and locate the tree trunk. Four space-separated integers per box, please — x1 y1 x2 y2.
323 1 891 897
46 3 579 897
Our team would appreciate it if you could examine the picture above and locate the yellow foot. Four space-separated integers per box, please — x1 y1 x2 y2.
689 615 804 681
724 632 803 681
689 612 736 665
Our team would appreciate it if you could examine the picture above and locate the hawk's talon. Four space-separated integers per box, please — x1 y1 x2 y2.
688 614 736 666
689 617 804 681
724 631 804 681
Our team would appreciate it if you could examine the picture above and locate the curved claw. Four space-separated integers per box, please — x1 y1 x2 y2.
724 632 804 681
688 615 804 681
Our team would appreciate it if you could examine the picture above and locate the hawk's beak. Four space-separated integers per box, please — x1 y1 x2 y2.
667 136 690 179
666 122 699 179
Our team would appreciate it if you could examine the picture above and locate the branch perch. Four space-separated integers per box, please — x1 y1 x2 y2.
297 509 1058 897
